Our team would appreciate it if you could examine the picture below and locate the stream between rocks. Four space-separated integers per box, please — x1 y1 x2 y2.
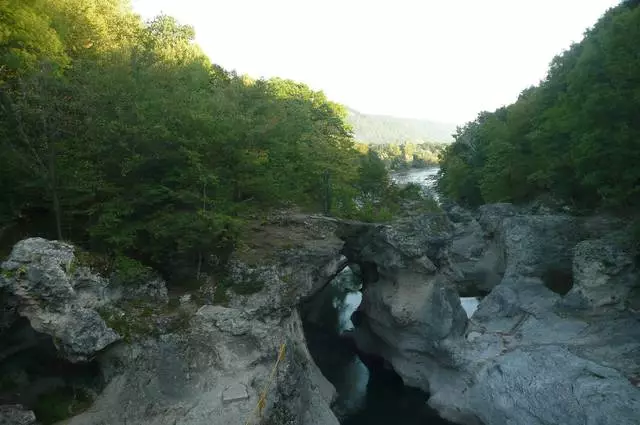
303 265 478 425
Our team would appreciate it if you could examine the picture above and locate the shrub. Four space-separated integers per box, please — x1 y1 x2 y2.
112 255 153 286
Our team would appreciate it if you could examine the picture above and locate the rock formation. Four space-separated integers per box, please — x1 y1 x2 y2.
343 204 640 425
0 213 345 425
1 205 638 425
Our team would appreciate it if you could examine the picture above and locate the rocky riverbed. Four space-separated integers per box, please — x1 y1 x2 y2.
1 203 639 425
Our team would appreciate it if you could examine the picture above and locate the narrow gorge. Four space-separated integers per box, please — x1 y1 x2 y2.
2 188 639 424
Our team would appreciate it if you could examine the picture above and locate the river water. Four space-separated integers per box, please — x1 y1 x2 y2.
303 168 480 425
304 267 454 425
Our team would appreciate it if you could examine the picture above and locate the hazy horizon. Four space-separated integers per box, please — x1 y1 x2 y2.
132 0 621 125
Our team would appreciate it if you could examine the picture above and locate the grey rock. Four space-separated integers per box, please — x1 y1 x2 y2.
500 214 581 282
111 277 169 304
0 405 38 425
465 346 640 425
1 238 119 362
341 205 640 425
222 383 249 404
563 238 638 309
476 203 519 235
65 308 338 425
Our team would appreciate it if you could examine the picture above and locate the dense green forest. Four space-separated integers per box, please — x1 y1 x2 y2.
438 0 640 211
359 142 445 170
0 0 409 281
347 108 455 144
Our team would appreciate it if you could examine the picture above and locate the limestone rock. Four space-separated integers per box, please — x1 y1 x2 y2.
500 214 581 282
0 405 38 425
1 238 119 362
65 308 338 425
343 205 640 425
564 238 638 309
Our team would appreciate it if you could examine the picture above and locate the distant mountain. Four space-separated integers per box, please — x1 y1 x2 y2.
346 108 456 144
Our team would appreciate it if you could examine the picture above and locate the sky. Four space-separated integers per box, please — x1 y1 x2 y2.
132 0 621 125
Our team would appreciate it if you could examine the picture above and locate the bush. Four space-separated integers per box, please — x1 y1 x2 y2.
111 255 153 286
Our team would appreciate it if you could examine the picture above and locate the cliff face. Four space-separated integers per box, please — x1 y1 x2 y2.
1 206 639 425
0 214 346 425
340 204 640 425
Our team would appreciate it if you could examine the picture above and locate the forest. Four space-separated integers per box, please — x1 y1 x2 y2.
348 108 455 144
360 142 445 170
437 0 640 212
0 0 410 281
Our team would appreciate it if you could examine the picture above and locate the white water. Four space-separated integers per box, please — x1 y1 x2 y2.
391 167 439 187
391 167 440 202
460 297 481 318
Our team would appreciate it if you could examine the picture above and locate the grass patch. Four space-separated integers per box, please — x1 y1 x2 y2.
98 301 160 343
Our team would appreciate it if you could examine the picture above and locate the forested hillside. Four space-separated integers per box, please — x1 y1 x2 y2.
363 142 445 170
347 108 456 144
438 0 640 211
0 0 408 281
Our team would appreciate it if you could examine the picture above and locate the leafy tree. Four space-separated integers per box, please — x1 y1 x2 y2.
438 1 640 211
0 0 403 283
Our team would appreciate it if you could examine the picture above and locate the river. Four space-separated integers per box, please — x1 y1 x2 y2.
302 168 479 425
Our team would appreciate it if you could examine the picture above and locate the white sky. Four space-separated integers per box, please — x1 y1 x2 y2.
132 0 620 125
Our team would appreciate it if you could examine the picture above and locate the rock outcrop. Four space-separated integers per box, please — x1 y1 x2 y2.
344 205 640 425
65 306 338 425
63 212 343 425
0 404 38 425
3 205 639 425
0 238 120 362
0 212 345 425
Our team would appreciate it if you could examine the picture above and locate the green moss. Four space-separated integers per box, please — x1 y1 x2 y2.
33 387 92 425
166 308 193 333
98 302 160 343
1 268 15 279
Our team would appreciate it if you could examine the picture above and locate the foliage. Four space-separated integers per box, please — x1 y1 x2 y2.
111 255 153 286
33 386 92 424
438 2 640 211
347 108 455 144
0 0 404 285
364 142 446 170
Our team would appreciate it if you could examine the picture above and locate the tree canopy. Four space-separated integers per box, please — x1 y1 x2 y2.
437 1 640 211
0 0 402 281
347 108 455 144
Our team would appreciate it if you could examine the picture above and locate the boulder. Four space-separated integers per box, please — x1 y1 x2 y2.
500 214 581 283
0 405 38 425
0 238 119 362
340 205 640 425
463 346 640 425
563 238 638 309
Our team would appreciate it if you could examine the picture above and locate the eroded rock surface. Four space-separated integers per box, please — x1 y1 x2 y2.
64 306 337 425
0 405 38 425
58 211 342 425
343 205 640 425
0 238 119 362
